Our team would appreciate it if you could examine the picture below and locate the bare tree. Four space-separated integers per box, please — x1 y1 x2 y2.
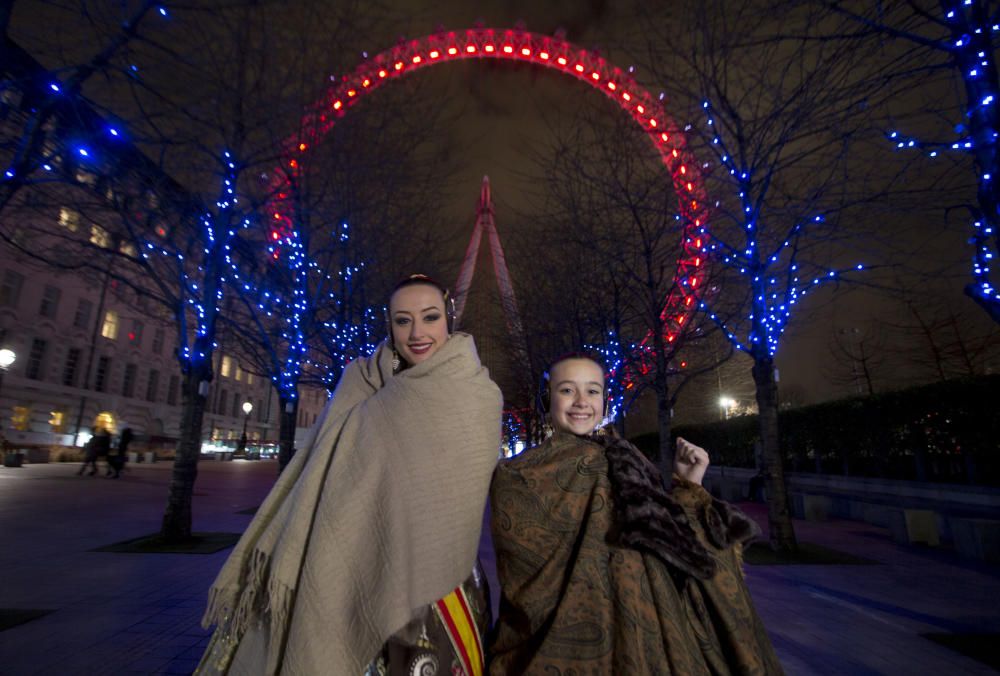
631 0 901 553
512 101 732 476
825 325 887 396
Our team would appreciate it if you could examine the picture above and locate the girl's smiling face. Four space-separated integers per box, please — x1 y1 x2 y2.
389 283 449 366
549 358 605 435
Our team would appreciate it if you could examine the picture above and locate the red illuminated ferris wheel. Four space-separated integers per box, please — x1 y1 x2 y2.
268 26 710 343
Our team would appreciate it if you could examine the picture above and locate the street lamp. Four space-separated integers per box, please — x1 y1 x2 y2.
236 400 253 456
719 396 736 420
0 349 16 460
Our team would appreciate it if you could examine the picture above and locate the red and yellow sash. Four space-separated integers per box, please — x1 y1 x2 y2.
434 585 484 676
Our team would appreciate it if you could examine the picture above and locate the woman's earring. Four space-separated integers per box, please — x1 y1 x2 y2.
391 349 401 373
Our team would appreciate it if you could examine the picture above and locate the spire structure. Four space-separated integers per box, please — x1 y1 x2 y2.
453 176 530 391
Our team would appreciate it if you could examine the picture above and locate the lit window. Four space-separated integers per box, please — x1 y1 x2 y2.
90 224 111 248
93 411 115 433
76 168 97 186
221 355 233 378
49 410 65 433
119 241 137 257
11 406 31 431
235 365 243 382
58 208 80 231
101 311 119 340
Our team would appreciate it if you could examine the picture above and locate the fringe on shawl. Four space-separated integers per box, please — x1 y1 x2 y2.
202 547 295 651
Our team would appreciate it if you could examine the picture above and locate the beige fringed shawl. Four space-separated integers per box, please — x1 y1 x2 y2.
200 333 502 675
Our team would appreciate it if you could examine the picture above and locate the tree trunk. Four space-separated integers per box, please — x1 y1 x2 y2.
654 377 673 484
751 357 797 554
277 396 298 472
160 370 208 542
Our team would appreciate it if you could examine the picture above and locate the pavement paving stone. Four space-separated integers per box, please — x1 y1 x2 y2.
2 459 998 675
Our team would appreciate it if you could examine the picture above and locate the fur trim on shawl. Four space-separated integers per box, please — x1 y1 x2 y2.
200 333 502 674
599 434 759 580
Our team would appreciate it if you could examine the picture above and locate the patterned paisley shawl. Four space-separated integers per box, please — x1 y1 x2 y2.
489 431 784 675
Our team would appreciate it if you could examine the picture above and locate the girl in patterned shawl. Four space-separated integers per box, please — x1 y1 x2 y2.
488 353 783 675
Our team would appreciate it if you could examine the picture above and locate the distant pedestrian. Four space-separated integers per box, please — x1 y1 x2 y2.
77 427 103 476
106 427 132 478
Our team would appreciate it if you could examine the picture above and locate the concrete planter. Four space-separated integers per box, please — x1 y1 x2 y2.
25 448 50 464
950 517 1000 563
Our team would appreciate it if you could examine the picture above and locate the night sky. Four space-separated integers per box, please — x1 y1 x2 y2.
7 0 998 424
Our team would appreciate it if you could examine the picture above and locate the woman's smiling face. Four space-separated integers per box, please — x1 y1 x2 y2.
389 283 449 366
548 358 605 435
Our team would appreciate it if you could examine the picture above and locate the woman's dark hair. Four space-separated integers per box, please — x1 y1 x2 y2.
389 273 449 302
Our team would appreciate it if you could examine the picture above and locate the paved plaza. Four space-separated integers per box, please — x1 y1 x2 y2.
0 458 997 675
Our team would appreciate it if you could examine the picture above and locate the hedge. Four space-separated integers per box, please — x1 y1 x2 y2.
630 374 1000 486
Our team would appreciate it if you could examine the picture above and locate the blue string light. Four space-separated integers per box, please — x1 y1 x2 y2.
698 100 866 358
883 2 1000 312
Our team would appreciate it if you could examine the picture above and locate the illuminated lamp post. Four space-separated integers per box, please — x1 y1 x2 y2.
235 400 253 457
0 348 17 466
719 396 736 420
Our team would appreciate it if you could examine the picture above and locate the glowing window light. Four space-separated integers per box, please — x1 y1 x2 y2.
574 64 585 72
430 50 440 58
503 45 513 53
485 44 495 53
521 47 531 56
467 45 477 53
557 56 567 65
412 55 422 64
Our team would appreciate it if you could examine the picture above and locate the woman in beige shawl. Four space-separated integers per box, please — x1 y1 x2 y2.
199 275 503 675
